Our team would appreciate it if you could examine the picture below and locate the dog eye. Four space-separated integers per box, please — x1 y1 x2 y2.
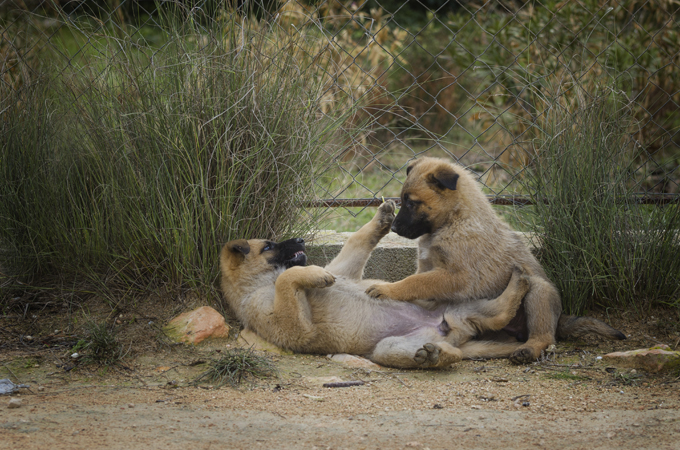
262 243 273 251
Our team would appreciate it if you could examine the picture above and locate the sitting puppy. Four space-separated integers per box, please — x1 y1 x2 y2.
220 201 530 369
366 157 626 363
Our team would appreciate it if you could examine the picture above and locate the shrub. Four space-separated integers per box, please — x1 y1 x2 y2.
527 89 680 313
192 347 277 388
0 4 359 301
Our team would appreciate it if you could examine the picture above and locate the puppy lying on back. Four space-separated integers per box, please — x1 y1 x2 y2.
366 157 626 363
220 201 531 369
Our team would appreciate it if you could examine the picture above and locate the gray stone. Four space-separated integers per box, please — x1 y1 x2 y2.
307 231 417 282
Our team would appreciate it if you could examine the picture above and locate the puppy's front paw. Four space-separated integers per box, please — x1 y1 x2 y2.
314 271 336 288
304 266 336 288
365 283 390 299
375 199 396 232
378 199 396 217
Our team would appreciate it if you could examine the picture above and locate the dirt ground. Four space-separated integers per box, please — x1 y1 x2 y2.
1 301 680 450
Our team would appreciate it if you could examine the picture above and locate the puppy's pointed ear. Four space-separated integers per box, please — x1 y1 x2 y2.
406 159 421 176
426 168 459 191
225 239 250 256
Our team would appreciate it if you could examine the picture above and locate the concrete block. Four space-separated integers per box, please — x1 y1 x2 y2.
307 232 417 282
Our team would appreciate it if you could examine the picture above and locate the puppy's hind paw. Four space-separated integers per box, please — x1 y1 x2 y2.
414 343 440 366
510 266 531 293
511 265 527 277
509 347 538 365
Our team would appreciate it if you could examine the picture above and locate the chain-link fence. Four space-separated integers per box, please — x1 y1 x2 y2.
3 0 679 218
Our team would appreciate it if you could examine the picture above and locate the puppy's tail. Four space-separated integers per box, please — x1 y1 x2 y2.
556 314 626 341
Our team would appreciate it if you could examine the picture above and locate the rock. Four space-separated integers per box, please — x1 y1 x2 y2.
305 376 344 387
8 397 22 409
236 329 293 355
328 354 382 369
603 345 680 373
163 306 230 344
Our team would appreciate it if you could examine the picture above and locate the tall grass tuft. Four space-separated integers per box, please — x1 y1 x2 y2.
73 321 126 366
0 5 357 303
528 90 680 314
192 347 277 388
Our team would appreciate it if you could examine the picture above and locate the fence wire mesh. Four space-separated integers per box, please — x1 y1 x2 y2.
2 0 679 222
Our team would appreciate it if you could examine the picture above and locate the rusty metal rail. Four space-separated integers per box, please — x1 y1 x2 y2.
309 195 680 208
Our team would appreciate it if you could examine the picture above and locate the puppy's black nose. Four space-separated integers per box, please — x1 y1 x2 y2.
294 238 304 244
390 223 398 233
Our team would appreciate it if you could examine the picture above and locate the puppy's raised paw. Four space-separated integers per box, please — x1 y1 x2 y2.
375 199 396 232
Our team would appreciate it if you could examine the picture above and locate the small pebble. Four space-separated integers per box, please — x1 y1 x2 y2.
38 386 44 392
8 398 22 409
128 403 135 408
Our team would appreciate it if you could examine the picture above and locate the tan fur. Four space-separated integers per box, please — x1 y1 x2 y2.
220 201 531 369
366 157 625 363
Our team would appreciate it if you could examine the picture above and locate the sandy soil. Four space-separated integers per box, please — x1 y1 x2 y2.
1 305 680 449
